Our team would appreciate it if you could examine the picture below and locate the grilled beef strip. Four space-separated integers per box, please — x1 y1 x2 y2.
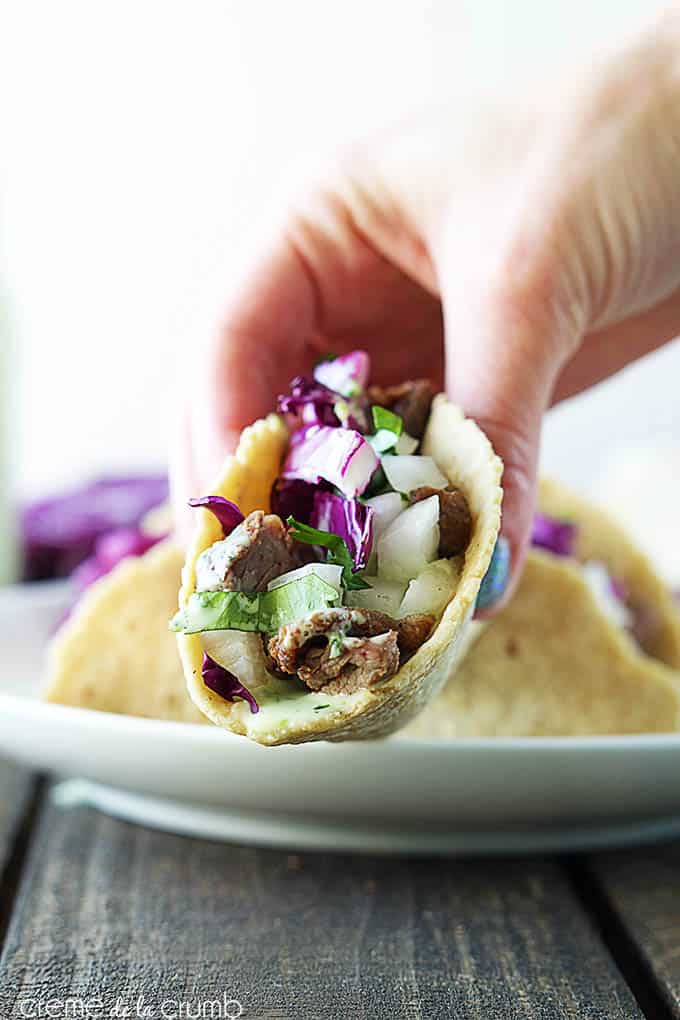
195 510 314 593
268 606 434 693
409 485 472 558
367 379 434 439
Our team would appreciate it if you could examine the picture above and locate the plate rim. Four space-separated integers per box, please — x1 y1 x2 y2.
49 778 680 855
4 689 680 755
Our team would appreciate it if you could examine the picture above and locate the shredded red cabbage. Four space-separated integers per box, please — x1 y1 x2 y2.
531 513 577 557
21 475 168 581
70 556 112 594
277 376 340 428
202 653 259 714
314 350 370 396
270 477 321 523
95 527 162 571
282 425 379 498
310 491 374 571
188 496 244 535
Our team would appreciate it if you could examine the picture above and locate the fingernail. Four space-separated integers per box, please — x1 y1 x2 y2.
476 536 511 611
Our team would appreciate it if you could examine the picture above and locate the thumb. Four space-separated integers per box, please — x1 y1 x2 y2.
442 282 575 611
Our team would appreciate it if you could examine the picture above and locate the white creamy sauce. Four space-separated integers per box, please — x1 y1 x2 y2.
229 678 359 738
196 528 252 591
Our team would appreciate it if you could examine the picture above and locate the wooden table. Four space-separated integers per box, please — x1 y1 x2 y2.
1 757 679 1019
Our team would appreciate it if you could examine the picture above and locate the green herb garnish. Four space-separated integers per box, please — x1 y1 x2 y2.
368 405 404 456
286 517 371 591
328 632 345 659
371 405 403 436
363 464 393 499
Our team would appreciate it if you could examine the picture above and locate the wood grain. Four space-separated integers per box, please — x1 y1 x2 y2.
587 846 680 1018
0 795 643 1019
0 758 35 875
0 757 39 969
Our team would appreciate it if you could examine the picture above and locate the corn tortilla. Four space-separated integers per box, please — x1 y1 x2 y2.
44 540 206 724
405 480 680 739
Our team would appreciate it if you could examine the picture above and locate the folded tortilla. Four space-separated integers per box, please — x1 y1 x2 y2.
177 397 503 745
44 539 206 725
405 479 680 738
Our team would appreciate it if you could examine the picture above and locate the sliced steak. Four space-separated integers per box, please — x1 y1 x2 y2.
195 511 299 593
410 485 472 557
391 611 437 653
367 379 434 439
298 632 400 694
268 606 434 693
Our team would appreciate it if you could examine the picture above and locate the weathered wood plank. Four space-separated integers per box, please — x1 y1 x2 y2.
0 796 643 1019
0 757 39 964
586 845 680 1019
0 758 35 876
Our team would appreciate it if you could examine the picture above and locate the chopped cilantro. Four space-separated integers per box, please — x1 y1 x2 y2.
287 517 371 591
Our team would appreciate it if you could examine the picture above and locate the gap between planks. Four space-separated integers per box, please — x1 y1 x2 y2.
0 775 46 962
565 855 677 1020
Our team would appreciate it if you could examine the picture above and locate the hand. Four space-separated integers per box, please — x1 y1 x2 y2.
174 9 680 609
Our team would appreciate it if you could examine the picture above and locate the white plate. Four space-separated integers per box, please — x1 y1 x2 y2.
3 580 680 855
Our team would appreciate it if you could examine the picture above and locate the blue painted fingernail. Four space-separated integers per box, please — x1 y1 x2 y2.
476 536 511 611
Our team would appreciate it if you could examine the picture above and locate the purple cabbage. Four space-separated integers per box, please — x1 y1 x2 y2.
270 477 321 523
314 350 371 397
277 376 340 428
282 425 379 498
188 496 244 535
310 491 374 571
531 513 577 557
277 369 371 433
95 527 163 571
332 397 371 434
71 527 164 594
70 556 112 594
202 653 259 714
21 475 168 581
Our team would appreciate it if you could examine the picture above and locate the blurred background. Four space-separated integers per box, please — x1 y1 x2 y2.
1 0 678 578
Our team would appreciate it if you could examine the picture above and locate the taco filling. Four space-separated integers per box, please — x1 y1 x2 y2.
172 351 475 717
530 512 650 642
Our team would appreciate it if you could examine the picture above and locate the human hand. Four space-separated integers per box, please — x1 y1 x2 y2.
174 8 680 609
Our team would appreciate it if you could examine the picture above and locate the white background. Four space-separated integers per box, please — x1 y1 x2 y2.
1 0 678 497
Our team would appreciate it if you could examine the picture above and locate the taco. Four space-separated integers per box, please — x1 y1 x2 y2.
405 478 680 738
172 351 503 745
44 534 206 725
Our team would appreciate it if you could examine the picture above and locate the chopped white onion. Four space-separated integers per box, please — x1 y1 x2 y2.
346 577 407 617
581 561 633 630
201 630 268 690
398 558 461 617
377 495 440 582
395 431 419 455
267 562 344 596
365 492 405 540
381 454 448 494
